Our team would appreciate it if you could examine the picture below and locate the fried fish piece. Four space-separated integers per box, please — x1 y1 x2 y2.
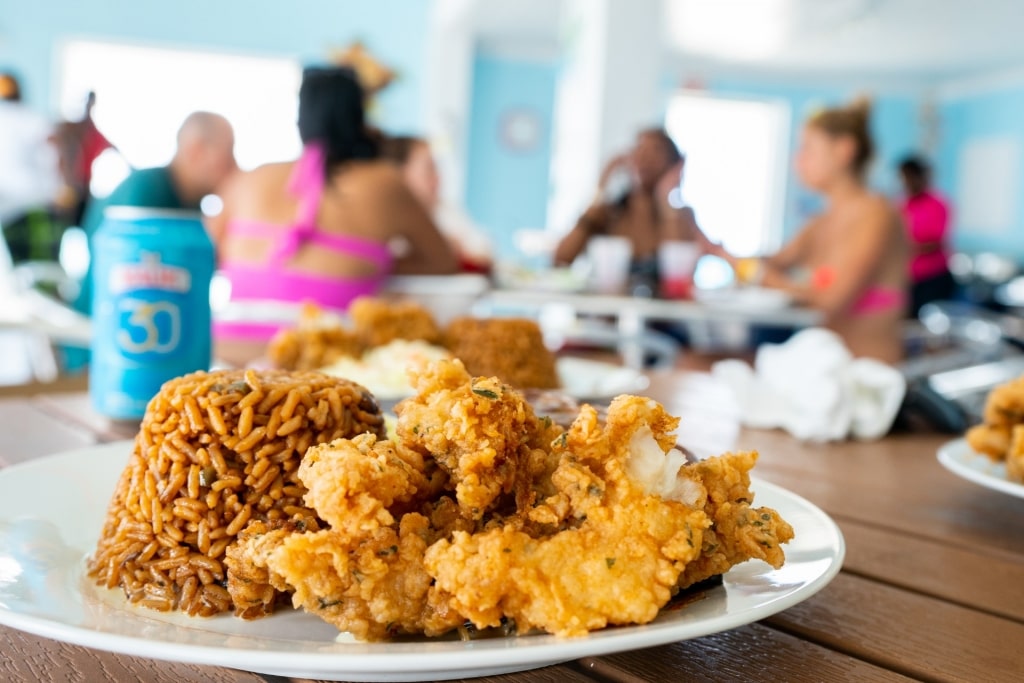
349 297 441 348
442 317 559 389
395 359 561 520
425 396 711 636
674 450 795 590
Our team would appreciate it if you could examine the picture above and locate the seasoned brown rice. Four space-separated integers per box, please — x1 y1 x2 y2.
88 368 384 616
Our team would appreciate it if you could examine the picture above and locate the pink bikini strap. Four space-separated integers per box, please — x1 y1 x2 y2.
266 144 327 266
287 142 327 228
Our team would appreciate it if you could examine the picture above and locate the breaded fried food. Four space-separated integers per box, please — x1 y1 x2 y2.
424 396 790 637
268 514 463 640
230 434 464 639
443 317 559 389
675 451 794 590
231 360 793 640
395 359 561 519
226 518 316 619
964 374 1024 481
350 297 441 348
267 304 363 371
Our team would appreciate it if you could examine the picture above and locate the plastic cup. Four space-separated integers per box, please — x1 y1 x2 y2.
658 241 700 299
587 236 633 295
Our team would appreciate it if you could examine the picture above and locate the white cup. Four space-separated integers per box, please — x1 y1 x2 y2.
587 236 633 295
658 241 700 299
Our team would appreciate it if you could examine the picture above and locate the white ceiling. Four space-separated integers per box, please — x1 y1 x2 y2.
470 0 1024 83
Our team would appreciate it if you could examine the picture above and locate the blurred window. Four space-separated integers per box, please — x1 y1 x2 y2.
59 40 303 179
666 92 790 256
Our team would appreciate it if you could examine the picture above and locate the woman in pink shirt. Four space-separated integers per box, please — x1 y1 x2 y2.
898 155 956 317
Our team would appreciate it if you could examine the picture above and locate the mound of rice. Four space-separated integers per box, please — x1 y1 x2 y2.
88 369 384 616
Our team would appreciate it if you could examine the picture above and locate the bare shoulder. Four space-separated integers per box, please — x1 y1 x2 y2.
227 161 294 193
332 160 404 193
861 192 899 221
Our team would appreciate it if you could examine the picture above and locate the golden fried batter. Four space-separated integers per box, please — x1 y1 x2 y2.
230 360 793 640
395 359 561 519
675 451 794 590
267 303 364 371
350 297 441 348
964 374 1024 482
443 317 560 389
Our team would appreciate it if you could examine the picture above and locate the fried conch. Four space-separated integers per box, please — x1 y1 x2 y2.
225 359 794 639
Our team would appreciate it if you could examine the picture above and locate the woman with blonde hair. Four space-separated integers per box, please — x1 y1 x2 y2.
728 99 909 364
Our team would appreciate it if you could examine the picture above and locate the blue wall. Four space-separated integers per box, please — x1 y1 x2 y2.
937 86 1024 262
465 54 557 258
0 0 432 132
694 79 923 239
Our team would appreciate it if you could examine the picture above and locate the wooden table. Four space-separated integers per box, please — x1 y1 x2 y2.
1 370 1022 682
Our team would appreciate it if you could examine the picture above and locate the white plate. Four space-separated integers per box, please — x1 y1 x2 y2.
937 438 1024 499
694 287 793 312
0 443 844 682
555 357 649 400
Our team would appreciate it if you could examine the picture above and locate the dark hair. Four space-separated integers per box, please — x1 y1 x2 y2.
898 154 930 180
639 127 684 166
379 135 426 166
808 97 874 176
0 71 22 102
297 66 378 176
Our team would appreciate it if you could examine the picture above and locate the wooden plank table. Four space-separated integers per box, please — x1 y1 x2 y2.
1 367 1022 682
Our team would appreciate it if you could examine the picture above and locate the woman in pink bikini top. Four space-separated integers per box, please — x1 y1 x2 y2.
209 67 457 347
727 99 908 364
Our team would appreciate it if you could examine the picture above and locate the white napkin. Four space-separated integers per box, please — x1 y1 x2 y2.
712 328 906 442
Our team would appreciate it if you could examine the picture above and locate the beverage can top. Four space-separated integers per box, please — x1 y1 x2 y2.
103 206 203 221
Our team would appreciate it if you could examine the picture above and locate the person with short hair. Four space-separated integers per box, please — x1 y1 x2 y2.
898 154 955 316
75 111 238 313
554 128 709 275
724 99 909 363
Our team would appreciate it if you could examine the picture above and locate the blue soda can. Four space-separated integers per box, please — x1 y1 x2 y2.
90 207 215 419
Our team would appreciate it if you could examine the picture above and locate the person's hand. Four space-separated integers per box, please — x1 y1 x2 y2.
654 161 684 205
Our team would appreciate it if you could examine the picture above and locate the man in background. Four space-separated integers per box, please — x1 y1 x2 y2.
75 111 237 313
0 71 63 262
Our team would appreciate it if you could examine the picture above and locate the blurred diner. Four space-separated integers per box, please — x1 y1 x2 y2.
209 67 457 346
724 99 908 364
379 135 492 271
898 154 955 317
554 128 711 287
0 71 64 264
74 111 237 314
50 91 115 228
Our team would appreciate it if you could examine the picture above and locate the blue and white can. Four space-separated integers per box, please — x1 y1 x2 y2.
90 207 214 419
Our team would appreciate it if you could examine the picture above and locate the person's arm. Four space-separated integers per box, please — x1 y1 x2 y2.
553 203 609 266
767 200 896 316
716 218 817 286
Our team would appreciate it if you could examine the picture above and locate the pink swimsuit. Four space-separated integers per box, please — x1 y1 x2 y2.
215 145 392 341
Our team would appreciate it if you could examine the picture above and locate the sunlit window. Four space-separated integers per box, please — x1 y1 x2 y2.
59 40 303 180
666 92 790 256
